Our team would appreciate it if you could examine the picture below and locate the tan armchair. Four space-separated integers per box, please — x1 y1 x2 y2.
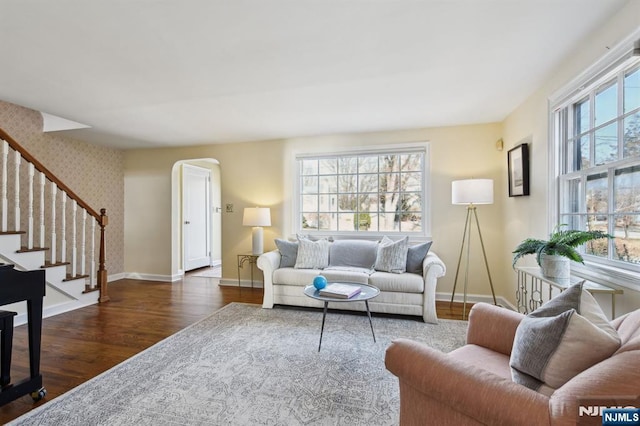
385 303 640 425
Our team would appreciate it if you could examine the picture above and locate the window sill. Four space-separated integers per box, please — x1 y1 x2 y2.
571 261 640 293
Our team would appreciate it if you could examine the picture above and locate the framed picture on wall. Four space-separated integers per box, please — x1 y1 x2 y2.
507 143 530 197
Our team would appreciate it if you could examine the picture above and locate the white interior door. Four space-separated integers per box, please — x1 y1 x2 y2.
183 164 211 271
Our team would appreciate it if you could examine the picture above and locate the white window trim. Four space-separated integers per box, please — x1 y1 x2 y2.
548 30 640 292
291 141 431 242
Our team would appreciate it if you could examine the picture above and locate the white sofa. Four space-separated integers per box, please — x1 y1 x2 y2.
257 238 447 323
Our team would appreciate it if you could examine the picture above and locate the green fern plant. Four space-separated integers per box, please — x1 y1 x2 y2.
512 225 613 268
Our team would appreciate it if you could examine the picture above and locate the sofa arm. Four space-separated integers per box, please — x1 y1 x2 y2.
422 251 446 324
466 303 524 356
385 339 549 425
549 351 640 425
257 250 281 309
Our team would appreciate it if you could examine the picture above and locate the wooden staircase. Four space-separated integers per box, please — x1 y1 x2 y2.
0 128 108 325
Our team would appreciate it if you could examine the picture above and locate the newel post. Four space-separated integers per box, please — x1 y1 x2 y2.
98 208 110 303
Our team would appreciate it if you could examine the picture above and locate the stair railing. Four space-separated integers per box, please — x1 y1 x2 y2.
0 128 109 302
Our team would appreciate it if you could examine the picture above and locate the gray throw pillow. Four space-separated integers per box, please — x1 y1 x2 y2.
374 236 409 273
329 240 378 270
275 239 298 268
406 241 432 275
509 282 620 396
294 236 330 269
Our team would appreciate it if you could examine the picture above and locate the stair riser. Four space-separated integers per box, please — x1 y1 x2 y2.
0 234 98 323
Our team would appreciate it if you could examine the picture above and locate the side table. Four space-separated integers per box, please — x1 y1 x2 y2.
515 266 623 318
237 253 259 287
304 283 380 352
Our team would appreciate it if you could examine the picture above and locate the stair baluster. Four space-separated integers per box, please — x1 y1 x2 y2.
39 172 45 249
13 151 20 232
90 220 96 289
50 183 57 264
71 200 77 278
27 164 34 250
81 210 86 278
1 141 7 232
60 195 66 264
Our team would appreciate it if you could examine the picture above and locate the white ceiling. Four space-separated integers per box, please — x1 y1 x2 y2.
0 0 629 149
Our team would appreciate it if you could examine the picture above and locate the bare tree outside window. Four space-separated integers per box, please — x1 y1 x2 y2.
298 149 425 234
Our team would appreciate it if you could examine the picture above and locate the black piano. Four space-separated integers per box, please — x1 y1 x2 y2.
0 264 46 405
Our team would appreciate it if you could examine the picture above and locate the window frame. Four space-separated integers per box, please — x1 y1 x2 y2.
292 142 431 241
549 31 640 291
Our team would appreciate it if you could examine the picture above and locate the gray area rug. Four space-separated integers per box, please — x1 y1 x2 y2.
10 303 468 425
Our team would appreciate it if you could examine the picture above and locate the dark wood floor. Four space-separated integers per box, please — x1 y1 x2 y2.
0 273 470 423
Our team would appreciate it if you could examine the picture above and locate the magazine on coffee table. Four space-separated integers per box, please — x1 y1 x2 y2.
319 283 362 299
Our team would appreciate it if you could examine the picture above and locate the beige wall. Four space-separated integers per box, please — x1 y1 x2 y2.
501 0 640 316
0 100 124 276
124 123 508 302
125 141 285 277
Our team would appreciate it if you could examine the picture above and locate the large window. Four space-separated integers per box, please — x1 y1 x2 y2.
553 53 640 276
296 145 429 236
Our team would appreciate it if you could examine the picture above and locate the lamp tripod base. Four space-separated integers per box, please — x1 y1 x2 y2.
450 205 498 320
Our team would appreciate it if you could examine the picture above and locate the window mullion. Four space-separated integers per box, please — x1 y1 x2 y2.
608 166 615 260
589 92 596 167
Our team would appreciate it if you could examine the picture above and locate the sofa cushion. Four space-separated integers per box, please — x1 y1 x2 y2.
320 269 369 285
510 282 621 395
406 241 433 275
275 238 298 268
329 239 378 270
294 236 329 269
272 267 370 286
449 344 513 381
273 268 321 286
325 265 374 275
374 236 409 273
369 271 424 293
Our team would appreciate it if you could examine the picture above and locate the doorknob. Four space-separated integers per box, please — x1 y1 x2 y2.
184 221 190 224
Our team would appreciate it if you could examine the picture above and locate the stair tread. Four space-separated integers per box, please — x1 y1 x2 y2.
0 231 26 235
17 246 49 253
41 261 71 268
63 274 90 282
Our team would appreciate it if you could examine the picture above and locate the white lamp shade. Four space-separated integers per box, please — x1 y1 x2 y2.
242 207 271 227
452 179 494 205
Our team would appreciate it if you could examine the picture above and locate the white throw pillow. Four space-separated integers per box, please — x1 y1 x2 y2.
509 282 621 396
294 236 329 269
374 236 409 273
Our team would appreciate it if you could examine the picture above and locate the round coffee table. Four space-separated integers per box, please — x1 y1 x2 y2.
304 282 380 352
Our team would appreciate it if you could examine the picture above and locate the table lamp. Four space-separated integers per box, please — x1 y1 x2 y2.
243 207 271 255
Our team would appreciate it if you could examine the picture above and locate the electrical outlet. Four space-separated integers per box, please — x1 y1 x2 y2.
226 203 233 213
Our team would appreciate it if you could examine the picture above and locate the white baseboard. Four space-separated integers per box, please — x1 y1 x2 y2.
219 278 263 288
123 272 183 282
436 291 516 311
108 272 126 282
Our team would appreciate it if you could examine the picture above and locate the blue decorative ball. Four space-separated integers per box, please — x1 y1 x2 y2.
313 275 327 290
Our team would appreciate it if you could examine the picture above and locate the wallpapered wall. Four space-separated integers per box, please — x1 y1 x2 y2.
0 100 124 276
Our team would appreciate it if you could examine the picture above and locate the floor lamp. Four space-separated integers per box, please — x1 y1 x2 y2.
450 179 497 319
